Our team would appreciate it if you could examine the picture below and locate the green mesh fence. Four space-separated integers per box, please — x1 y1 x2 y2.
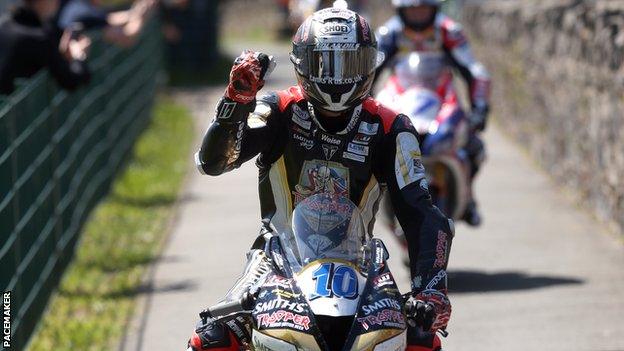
0 20 163 350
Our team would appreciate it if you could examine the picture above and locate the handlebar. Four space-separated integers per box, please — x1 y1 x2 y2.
200 292 256 321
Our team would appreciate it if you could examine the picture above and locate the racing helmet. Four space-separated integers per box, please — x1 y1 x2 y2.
290 7 385 113
392 0 441 31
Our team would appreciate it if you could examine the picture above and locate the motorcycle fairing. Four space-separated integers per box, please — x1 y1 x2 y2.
294 260 367 317
396 88 442 136
252 235 406 351
351 330 407 351
268 234 295 279
253 235 331 350
253 328 322 351
421 105 466 156
340 238 406 351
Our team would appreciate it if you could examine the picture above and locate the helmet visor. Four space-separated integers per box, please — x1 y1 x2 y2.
292 45 384 85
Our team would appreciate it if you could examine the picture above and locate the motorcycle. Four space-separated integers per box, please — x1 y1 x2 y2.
376 52 472 236
189 193 421 351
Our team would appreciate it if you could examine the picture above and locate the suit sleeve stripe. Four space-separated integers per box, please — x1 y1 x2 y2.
395 132 425 190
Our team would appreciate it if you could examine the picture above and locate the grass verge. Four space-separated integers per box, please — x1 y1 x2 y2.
28 96 194 350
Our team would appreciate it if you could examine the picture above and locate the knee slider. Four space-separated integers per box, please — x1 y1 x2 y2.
466 135 486 162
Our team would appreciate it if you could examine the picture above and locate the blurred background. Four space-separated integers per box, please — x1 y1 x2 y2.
1 0 623 350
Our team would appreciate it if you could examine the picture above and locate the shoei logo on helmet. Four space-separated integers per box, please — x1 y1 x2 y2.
320 23 352 35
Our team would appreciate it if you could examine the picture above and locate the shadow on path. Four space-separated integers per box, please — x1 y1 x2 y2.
60 280 197 299
111 193 199 208
448 270 583 294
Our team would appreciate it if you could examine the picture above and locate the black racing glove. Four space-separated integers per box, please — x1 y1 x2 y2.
188 319 230 351
405 298 436 331
405 289 452 332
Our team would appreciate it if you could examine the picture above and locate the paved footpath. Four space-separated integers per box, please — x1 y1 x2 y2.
121 45 624 351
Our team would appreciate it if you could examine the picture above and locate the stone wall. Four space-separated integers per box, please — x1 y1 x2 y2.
463 0 624 234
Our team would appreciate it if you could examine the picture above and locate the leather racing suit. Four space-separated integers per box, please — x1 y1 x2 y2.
193 86 454 350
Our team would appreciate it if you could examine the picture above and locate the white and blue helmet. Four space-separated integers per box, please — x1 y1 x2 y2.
392 0 442 31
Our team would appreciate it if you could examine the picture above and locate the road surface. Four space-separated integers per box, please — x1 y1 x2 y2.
121 44 624 351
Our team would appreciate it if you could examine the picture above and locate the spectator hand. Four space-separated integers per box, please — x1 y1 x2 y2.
60 30 91 62
69 36 91 61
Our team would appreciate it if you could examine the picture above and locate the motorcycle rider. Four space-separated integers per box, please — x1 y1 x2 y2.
190 6 453 351
376 0 491 226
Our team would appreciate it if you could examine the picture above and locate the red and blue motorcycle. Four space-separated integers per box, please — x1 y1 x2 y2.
377 52 472 244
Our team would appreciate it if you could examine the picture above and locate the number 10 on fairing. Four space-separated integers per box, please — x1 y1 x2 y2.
311 263 358 300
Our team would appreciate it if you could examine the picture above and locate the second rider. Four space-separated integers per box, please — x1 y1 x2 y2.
377 0 492 226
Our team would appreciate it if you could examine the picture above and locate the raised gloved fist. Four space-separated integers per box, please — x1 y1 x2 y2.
225 50 276 104
405 289 452 332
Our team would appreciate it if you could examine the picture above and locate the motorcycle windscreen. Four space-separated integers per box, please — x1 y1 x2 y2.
394 52 448 91
280 193 368 317
281 193 366 270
